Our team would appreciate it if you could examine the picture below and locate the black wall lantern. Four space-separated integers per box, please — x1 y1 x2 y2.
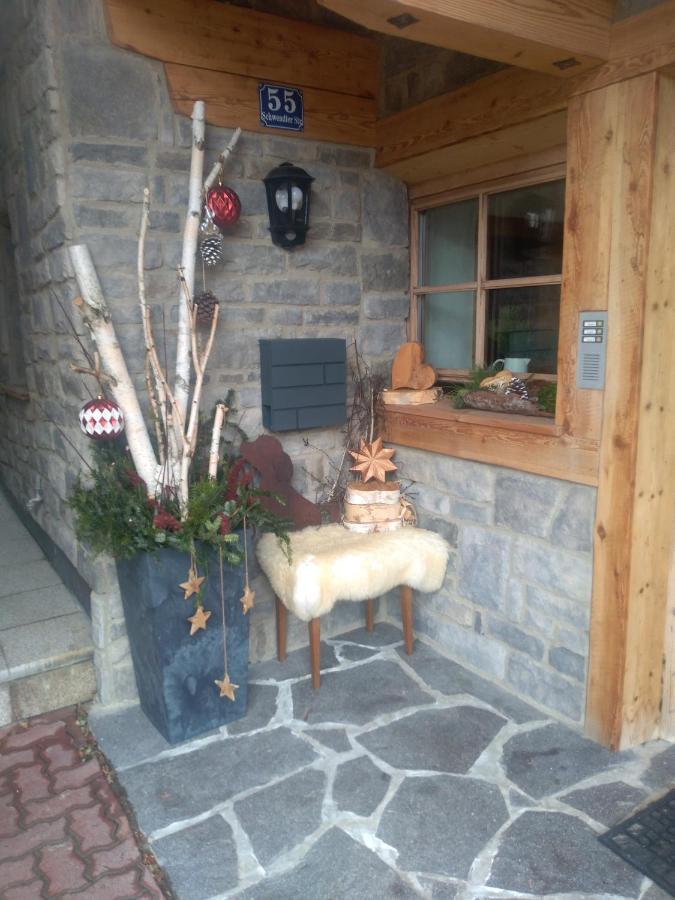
263 161 313 250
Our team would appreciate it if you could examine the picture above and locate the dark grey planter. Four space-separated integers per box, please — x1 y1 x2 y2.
116 535 250 744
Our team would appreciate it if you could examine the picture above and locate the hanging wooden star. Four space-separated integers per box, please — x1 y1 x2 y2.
179 566 205 600
349 437 397 483
214 673 239 701
240 585 255 615
187 605 211 635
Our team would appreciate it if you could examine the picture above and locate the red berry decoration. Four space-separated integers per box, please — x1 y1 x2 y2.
206 186 241 228
79 398 125 440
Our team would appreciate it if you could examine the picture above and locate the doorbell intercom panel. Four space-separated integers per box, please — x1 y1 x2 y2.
576 311 608 390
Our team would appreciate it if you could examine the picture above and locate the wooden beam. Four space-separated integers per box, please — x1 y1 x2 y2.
383 399 599 486
619 72 675 748
104 0 377 100
376 68 573 171
165 64 376 147
582 72 666 749
318 0 611 77
382 111 567 185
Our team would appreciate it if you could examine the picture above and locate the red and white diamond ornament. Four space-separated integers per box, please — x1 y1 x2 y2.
79 398 125 440
206 186 241 228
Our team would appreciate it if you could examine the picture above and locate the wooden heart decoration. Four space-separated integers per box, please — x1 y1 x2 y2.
391 342 436 390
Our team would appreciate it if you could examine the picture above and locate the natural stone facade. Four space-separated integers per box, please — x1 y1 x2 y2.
1 0 597 728
389 447 596 723
0 0 407 706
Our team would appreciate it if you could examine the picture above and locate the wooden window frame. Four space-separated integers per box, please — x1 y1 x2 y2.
409 165 566 381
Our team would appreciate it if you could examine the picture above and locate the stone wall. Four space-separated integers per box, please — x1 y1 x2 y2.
389 448 596 724
0 0 408 707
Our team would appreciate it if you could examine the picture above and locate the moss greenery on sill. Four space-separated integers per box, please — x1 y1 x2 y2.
446 365 556 418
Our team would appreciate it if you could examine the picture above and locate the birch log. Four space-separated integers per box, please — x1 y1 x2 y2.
208 403 227 479
70 244 159 494
174 100 205 428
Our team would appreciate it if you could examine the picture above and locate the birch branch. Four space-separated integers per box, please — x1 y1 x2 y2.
178 266 202 380
179 305 220 510
208 403 227 480
145 354 165 466
69 244 159 494
204 127 242 193
174 100 205 428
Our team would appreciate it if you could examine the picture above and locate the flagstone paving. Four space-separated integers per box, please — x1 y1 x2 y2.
89 625 675 900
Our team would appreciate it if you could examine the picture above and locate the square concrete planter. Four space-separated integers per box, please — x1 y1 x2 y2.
116 535 250 744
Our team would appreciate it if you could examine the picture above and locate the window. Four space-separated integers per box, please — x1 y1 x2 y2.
412 176 565 379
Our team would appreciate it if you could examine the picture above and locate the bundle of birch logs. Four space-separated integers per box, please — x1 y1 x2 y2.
68 102 240 508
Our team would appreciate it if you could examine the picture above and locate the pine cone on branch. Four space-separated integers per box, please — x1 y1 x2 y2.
194 290 219 324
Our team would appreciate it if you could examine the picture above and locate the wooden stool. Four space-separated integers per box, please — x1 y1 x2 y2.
257 523 450 688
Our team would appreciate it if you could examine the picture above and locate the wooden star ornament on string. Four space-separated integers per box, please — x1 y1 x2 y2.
187 605 211 636
240 584 255 615
214 673 239 701
349 437 397 483
179 565 205 600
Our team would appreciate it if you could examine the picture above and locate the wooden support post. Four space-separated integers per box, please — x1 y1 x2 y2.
400 586 413 655
577 71 675 749
309 618 321 689
365 598 374 632
275 596 287 662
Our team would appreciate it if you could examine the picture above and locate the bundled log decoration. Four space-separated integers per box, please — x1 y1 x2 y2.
343 437 412 533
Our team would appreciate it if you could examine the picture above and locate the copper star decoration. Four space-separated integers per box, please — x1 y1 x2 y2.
240 585 255 615
349 437 397 483
187 605 211 636
215 673 239 701
179 566 205 600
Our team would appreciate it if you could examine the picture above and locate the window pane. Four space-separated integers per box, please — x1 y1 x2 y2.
422 291 475 370
488 179 564 279
419 198 478 286
486 284 560 374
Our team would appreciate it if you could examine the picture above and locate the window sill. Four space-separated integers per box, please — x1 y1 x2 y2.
383 397 599 486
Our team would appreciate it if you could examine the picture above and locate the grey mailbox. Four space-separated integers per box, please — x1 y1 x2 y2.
259 338 347 432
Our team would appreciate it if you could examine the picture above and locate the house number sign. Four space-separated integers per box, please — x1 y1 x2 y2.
259 83 304 132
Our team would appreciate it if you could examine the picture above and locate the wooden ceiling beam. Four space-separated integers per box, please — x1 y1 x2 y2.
318 0 612 77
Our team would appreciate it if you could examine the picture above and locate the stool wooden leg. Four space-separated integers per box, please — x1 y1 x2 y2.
275 596 287 662
309 618 321 689
365 598 374 632
400 585 414 655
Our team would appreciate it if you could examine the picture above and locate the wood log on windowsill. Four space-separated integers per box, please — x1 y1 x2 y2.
462 390 553 418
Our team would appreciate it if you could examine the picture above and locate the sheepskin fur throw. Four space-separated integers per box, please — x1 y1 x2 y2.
256 524 450 622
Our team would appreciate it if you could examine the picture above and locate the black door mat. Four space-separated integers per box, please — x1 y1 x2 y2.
599 788 675 896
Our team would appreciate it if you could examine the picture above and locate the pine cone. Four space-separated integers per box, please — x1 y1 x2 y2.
200 234 223 266
194 290 219 324
505 377 529 400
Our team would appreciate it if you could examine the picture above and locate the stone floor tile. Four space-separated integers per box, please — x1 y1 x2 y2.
419 877 459 898
561 780 649 827
0 584 81 630
70 867 150 898
69 802 120 853
502 722 631 799
303 727 351 753
0 853 38 891
235 767 326 865
0 791 19 837
358 706 506 775
487 810 644 896
378 774 508 878
0 817 67 862
0 559 64 597
153 815 238 900
334 623 404 647
642 743 675 791
249 641 338 682
332 756 390 817
2 720 65 750
51 757 100 792
38 839 88 894
12 762 51 803
291 660 433 726
337 643 380 662
88 704 171 770
89 834 144 878
42 740 80 773
4 879 47 900
227 683 278 736
23 783 98 826
237 827 419 899
0 535 44 567
0 612 93 678
118 726 317 834
397 641 540 723
0 749 35 775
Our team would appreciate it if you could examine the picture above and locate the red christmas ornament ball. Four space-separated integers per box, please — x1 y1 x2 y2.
206 186 241 228
79 398 125 440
